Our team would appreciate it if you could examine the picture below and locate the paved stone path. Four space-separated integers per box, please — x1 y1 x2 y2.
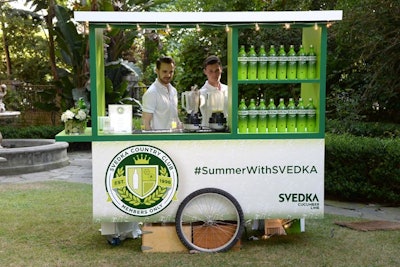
1 150 399 222
0 151 92 184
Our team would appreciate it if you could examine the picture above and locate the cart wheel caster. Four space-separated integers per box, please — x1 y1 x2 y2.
107 237 121 246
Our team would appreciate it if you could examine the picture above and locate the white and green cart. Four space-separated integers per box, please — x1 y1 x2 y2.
56 10 342 252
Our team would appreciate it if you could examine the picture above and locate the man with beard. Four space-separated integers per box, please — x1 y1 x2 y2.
142 56 180 130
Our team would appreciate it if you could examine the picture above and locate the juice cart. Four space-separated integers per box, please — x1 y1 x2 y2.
56 10 342 252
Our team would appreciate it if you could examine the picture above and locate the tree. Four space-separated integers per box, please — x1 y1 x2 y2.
327 0 400 122
0 4 48 83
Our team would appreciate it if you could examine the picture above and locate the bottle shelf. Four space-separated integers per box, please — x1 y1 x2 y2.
229 25 327 139
237 79 320 84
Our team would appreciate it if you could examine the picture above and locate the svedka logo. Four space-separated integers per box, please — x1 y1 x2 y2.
278 193 320 210
279 193 319 202
105 145 178 217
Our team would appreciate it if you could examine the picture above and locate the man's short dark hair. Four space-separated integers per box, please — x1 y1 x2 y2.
156 56 175 69
203 55 221 69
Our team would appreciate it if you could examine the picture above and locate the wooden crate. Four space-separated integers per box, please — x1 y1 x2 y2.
141 223 190 253
192 224 241 251
264 219 287 236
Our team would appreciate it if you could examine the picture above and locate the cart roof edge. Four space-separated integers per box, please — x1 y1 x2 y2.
74 10 343 23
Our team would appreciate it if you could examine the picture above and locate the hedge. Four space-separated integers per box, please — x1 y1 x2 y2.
0 125 64 139
326 119 400 138
325 133 400 204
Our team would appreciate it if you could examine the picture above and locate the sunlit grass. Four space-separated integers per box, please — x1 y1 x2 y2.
0 181 399 266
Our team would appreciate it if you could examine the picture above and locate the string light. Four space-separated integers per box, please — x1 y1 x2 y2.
121 22 329 35
225 24 229 32
106 23 111 32
84 21 89 35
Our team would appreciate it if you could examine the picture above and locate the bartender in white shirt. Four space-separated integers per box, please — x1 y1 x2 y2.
142 56 180 130
199 55 228 127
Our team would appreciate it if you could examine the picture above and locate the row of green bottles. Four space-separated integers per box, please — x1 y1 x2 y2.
238 44 317 80
237 97 317 133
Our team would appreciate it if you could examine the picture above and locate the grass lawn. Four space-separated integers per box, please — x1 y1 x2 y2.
0 181 399 266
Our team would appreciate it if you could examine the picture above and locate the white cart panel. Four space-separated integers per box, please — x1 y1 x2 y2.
92 139 324 223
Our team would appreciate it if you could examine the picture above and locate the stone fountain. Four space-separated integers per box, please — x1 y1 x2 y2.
0 84 69 175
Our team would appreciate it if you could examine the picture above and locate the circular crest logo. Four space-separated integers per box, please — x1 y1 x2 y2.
105 145 178 217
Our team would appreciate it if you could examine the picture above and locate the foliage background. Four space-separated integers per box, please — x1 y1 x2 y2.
1 0 398 124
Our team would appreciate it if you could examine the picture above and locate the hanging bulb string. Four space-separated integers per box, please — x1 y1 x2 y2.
107 22 331 33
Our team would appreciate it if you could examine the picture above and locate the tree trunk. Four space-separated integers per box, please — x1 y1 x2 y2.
46 0 62 110
1 20 12 79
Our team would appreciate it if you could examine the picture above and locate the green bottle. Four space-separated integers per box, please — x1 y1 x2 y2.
257 98 267 133
296 98 306 132
277 98 287 132
286 98 296 132
267 98 277 133
258 45 267 80
238 98 248 133
248 98 258 133
238 45 248 80
277 45 287 80
267 45 277 80
247 45 258 80
306 98 317 132
287 45 297 80
297 45 307 80
307 45 317 79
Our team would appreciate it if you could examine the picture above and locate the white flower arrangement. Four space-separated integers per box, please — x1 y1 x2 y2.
61 107 89 122
61 99 90 134
61 98 90 123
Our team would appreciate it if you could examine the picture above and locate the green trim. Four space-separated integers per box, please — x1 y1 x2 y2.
55 128 93 142
228 27 238 133
301 25 326 134
55 128 322 142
